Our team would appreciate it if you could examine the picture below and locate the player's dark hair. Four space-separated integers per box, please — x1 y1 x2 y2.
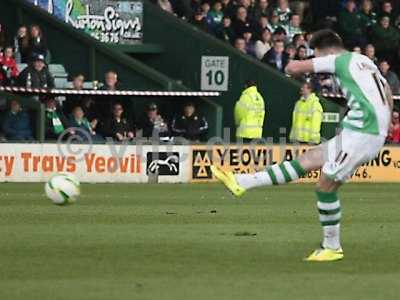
309 29 343 50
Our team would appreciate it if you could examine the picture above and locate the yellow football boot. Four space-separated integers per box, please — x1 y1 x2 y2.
305 248 344 262
210 165 246 197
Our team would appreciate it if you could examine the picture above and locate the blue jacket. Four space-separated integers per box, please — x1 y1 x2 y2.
2 110 33 140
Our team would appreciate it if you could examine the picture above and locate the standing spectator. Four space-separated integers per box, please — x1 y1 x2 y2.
208 1 224 31
358 0 377 35
234 38 247 54
17 54 54 88
172 102 208 141
262 40 289 72
68 106 102 142
14 26 30 63
290 82 323 145
286 14 303 43
216 16 236 44
234 80 265 142
273 0 291 28
44 98 69 140
338 0 365 48
0 47 19 86
139 103 170 140
370 16 400 62
364 44 377 64
29 25 48 60
254 28 272 60
101 70 121 91
378 60 400 95
232 6 252 38
2 99 33 140
387 111 400 143
103 103 135 142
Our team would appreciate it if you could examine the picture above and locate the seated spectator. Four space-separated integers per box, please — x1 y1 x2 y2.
254 28 272 60
379 0 396 25
338 0 365 48
286 14 303 43
2 99 33 140
250 0 273 22
285 44 296 60
139 103 170 140
387 111 400 143
103 103 134 142
44 98 69 140
216 16 235 44
81 97 100 124
262 40 289 72
295 45 308 60
64 74 85 114
101 70 121 91
232 6 253 38
254 15 274 39
358 0 377 35
364 44 377 64
190 9 209 32
269 13 281 33
18 54 55 88
378 60 400 95
207 1 224 31
0 46 19 86
272 26 287 43
370 16 400 62
13 25 30 63
172 102 208 141
234 38 247 54
242 30 255 57
68 106 103 142
29 25 48 60
273 0 291 28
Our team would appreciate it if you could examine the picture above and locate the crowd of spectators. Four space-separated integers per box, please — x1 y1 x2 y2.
0 24 209 143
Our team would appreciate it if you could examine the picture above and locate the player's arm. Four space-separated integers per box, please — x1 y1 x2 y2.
285 60 314 76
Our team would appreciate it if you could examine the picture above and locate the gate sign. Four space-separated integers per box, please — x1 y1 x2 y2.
201 56 229 91
26 0 143 44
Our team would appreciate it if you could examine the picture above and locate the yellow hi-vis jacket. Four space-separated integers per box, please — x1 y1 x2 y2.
234 86 265 139
289 93 323 144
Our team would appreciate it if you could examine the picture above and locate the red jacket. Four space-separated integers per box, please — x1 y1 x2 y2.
0 54 19 82
388 123 400 143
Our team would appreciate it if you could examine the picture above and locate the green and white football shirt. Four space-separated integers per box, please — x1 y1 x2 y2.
312 52 391 136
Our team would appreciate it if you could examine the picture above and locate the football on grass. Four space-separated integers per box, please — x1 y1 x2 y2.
45 173 80 205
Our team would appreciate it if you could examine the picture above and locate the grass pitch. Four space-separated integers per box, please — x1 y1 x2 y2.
0 183 399 300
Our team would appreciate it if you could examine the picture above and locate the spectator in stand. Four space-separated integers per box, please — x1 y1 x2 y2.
221 0 235 18
172 102 208 141
103 103 134 142
29 25 48 60
254 28 272 60
295 45 308 60
273 0 291 28
14 26 30 63
262 40 289 72
364 44 377 64
358 0 377 35
68 106 103 142
216 16 235 44
2 99 33 141
251 0 273 22
139 103 169 140
234 37 247 54
208 1 224 32
81 97 100 125
0 24 6 53
352 46 362 54
233 6 252 38
286 14 303 43
379 0 396 25
290 82 323 145
285 44 296 60
101 70 121 91
44 98 69 140
158 0 174 14
243 29 255 57
370 16 400 62
272 26 287 43
0 47 19 86
254 15 274 39
387 111 400 143
269 13 281 33
378 60 400 95
64 74 85 114
338 0 365 48
18 54 54 88
190 9 209 32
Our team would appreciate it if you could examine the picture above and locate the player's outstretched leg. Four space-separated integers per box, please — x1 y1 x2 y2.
305 174 344 262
